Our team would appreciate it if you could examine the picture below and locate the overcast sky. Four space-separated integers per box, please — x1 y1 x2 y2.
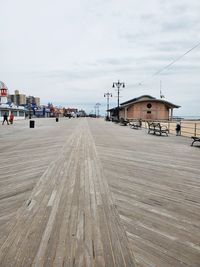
1 0 200 116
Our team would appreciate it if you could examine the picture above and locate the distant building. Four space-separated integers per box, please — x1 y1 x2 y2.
26 96 40 107
9 90 26 106
34 106 51 118
109 95 180 121
78 109 87 117
0 82 25 120
34 97 40 107
63 108 78 117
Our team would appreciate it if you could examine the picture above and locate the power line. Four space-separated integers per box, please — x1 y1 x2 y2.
139 41 200 85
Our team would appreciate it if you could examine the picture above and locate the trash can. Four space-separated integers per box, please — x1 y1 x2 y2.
30 120 35 128
56 118 59 122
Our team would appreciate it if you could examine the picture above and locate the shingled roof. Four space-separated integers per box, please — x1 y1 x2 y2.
120 95 180 109
120 95 156 106
108 95 180 111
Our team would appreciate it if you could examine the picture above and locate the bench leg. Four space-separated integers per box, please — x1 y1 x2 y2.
191 140 199 146
191 140 200 146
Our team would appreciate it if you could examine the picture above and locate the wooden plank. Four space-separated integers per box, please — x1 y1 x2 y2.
88 118 200 267
1 117 200 266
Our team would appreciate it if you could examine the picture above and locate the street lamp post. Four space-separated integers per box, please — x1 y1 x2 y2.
94 105 97 117
95 103 101 117
112 80 125 120
104 92 112 118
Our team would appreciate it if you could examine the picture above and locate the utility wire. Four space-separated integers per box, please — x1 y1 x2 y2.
139 41 200 85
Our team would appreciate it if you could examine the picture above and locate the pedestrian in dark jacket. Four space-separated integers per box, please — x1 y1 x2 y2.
176 122 181 136
2 113 9 125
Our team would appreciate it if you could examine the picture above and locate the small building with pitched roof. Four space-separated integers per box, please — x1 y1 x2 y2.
109 95 180 121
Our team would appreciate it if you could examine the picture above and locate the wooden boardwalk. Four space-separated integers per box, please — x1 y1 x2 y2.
0 118 200 266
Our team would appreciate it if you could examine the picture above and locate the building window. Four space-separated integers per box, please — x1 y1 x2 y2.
0 110 8 116
147 111 151 114
147 103 152 109
19 111 25 117
13 111 18 116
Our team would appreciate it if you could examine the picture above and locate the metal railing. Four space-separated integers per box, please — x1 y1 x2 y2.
142 120 200 137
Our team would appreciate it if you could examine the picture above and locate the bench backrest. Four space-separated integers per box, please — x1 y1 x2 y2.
148 122 160 128
154 123 161 129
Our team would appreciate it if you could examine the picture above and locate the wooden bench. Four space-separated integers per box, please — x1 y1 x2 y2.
119 118 128 126
148 122 169 136
129 120 142 130
105 116 110 121
112 118 120 123
191 136 200 146
148 122 156 134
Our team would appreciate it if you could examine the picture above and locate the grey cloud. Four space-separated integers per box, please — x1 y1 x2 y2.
1 0 200 116
140 14 155 21
156 41 197 52
161 0 200 15
161 20 195 32
28 66 127 82
97 57 140 66
161 64 200 75
122 32 150 44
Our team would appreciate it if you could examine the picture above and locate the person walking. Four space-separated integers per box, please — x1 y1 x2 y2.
2 113 9 125
9 111 14 124
176 122 181 136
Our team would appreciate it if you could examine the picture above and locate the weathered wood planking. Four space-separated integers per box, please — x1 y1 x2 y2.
1 117 200 266
88 119 200 267
0 118 79 248
0 118 135 267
